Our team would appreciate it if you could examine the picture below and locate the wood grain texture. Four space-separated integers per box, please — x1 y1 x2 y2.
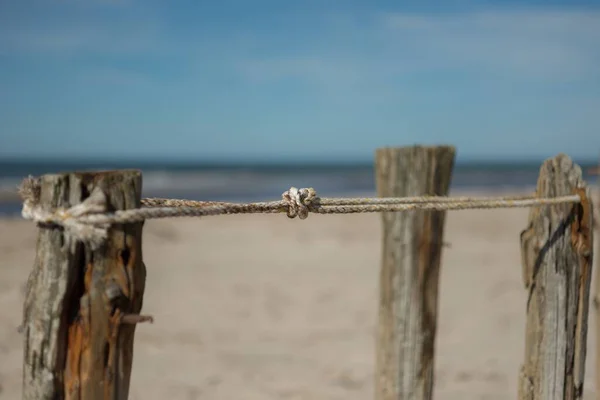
595 164 600 400
518 154 593 400
22 170 147 400
374 145 456 400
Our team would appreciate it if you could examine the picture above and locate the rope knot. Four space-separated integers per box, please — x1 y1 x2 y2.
282 187 318 219
19 176 110 249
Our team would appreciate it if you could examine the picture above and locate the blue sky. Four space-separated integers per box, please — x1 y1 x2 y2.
1 0 599 162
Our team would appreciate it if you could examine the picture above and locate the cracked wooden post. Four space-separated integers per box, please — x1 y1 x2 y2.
518 154 593 400
22 170 149 400
374 145 456 400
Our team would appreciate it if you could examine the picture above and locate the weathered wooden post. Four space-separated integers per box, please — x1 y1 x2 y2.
21 171 148 400
374 145 456 400
519 154 593 400
592 159 600 398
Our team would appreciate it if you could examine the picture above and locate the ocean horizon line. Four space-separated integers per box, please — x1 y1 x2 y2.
0 156 597 172
1 154 597 216
1 158 597 215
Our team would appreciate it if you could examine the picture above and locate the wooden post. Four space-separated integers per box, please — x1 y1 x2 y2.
21 171 148 400
594 157 600 399
374 145 456 400
519 154 593 400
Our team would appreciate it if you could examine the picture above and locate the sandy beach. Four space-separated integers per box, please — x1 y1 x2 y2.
1 190 598 399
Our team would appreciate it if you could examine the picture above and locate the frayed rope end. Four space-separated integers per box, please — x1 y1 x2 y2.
18 175 41 204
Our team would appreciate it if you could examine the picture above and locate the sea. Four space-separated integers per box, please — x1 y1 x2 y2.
0 159 597 216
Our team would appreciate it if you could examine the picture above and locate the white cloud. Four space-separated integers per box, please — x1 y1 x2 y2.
236 8 600 86
7 5 599 86
0 1 165 56
379 9 600 80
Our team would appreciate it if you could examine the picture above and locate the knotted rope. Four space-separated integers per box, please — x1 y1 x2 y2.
18 176 582 247
281 187 317 219
19 176 112 248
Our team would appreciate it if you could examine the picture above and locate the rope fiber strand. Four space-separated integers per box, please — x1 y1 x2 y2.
18 176 582 247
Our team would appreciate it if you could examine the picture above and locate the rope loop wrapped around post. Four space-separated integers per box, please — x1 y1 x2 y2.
19 176 111 248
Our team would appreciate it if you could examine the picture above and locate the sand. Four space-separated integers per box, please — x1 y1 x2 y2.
0 193 598 399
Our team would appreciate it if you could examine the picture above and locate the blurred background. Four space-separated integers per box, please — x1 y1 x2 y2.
1 0 599 212
1 1 600 399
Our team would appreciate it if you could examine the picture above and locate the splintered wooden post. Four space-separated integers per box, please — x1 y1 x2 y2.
518 154 593 400
22 171 148 400
374 145 456 400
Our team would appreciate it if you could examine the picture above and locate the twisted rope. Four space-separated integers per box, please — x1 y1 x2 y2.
18 176 582 247
142 193 540 207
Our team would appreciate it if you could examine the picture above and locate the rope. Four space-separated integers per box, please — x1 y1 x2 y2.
142 193 541 207
18 176 582 248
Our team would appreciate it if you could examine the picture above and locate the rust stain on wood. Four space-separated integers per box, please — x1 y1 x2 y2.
570 187 593 400
22 170 148 400
571 187 592 259
518 155 592 400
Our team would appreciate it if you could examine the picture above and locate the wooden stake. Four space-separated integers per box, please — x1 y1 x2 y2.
22 170 148 400
374 145 456 400
594 155 600 399
519 154 593 400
